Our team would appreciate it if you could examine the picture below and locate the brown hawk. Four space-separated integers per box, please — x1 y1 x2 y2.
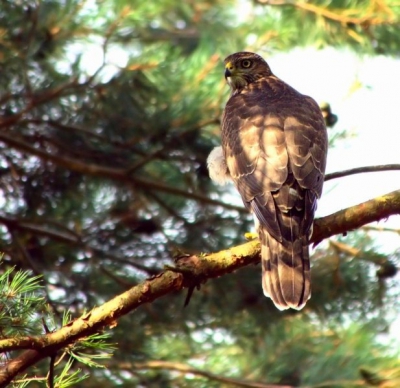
208 52 328 310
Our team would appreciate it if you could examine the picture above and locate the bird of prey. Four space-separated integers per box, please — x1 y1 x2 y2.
207 52 328 310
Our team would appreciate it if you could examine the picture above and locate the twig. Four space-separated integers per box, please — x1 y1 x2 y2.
257 0 397 26
1 130 399 209
22 119 144 151
0 132 245 213
301 380 365 387
0 214 159 275
125 117 219 174
0 215 82 245
324 164 400 181
131 360 292 388
362 225 400 234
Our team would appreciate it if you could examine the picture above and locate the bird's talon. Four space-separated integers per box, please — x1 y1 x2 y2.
244 232 258 241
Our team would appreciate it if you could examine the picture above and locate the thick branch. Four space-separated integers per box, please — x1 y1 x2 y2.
0 237 260 355
311 189 400 245
1 190 400 385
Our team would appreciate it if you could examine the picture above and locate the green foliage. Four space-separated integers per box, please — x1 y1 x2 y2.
52 358 89 388
0 265 45 336
0 266 114 387
0 0 399 386
69 332 115 369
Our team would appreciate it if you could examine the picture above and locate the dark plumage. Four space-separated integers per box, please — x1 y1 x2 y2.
221 52 328 310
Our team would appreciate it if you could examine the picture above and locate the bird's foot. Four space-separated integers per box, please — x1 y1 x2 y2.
244 232 258 241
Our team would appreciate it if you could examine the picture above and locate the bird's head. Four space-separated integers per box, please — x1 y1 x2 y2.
224 52 272 92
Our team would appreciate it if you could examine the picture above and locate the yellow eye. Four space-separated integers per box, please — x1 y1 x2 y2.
241 60 252 68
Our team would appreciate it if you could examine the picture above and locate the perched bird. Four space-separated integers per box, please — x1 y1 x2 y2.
208 52 328 310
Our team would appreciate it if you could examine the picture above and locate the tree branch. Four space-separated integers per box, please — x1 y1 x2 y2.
0 215 158 275
311 189 400 246
256 0 397 26
130 360 293 388
125 117 219 174
362 225 400 234
0 215 82 245
324 164 400 181
1 190 400 385
2 130 400 218
0 132 244 213
0 79 80 130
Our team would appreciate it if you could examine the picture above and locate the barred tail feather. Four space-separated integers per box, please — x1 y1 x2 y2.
260 227 311 310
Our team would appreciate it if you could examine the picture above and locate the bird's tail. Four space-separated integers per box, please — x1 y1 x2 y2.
260 227 310 310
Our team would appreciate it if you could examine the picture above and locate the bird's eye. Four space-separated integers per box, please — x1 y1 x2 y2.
241 60 252 68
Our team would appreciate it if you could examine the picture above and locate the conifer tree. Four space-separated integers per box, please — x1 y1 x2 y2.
0 1 399 386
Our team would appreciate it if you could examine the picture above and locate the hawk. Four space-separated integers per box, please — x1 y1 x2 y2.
208 52 328 310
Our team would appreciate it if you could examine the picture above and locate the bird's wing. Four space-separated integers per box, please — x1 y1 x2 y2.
221 90 327 242
284 96 328 197
222 93 288 242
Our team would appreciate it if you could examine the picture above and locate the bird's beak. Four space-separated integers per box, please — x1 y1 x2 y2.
225 62 234 79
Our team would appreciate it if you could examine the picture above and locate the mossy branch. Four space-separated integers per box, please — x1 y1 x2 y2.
0 190 400 386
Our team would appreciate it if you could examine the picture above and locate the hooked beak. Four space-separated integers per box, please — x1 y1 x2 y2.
224 61 234 79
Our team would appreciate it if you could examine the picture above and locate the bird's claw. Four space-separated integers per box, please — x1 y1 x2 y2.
244 232 258 241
